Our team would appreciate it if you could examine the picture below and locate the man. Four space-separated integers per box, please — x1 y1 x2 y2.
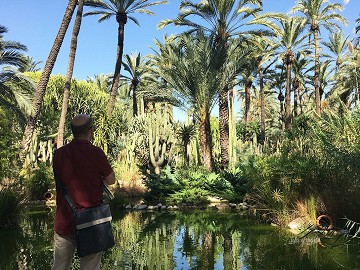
51 114 115 270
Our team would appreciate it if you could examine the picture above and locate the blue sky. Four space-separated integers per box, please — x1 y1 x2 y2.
0 0 359 120
1 0 358 80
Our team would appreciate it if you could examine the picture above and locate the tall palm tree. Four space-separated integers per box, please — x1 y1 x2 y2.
20 0 78 161
292 52 311 116
158 0 268 168
250 36 277 142
0 26 34 122
270 16 308 129
121 52 151 116
291 0 347 114
329 42 360 107
84 0 168 117
151 33 220 171
57 0 84 148
237 52 257 140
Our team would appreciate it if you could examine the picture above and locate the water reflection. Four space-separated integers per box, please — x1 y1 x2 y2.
0 208 359 269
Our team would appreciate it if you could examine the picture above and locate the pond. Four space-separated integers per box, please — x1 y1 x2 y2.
0 206 359 270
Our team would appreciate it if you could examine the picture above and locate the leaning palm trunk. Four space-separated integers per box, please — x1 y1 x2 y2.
57 0 84 148
20 0 77 162
198 109 215 171
219 86 229 169
107 16 126 116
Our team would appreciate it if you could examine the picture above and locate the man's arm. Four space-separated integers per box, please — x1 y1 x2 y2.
104 171 115 185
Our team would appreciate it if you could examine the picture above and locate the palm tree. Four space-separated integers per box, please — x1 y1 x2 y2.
292 52 311 116
87 73 112 93
330 42 360 107
270 16 308 129
151 33 220 171
57 0 84 148
237 52 257 140
158 0 268 168
322 31 349 70
84 0 168 117
18 56 42 73
291 0 347 114
20 0 78 161
250 36 278 143
121 52 151 116
0 26 34 122
159 0 267 168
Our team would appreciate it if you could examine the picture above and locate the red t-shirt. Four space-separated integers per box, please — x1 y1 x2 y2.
53 139 113 235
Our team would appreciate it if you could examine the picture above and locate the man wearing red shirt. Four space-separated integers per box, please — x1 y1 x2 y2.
51 114 115 270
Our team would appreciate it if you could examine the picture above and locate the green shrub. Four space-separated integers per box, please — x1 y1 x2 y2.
0 109 21 180
24 163 54 201
0 187 24 228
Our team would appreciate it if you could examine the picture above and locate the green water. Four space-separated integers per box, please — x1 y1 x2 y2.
0 206 359 270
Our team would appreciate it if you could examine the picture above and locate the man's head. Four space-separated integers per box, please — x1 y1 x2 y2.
70 114 93 140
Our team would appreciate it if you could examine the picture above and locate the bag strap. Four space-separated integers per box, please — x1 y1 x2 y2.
53 149 78 213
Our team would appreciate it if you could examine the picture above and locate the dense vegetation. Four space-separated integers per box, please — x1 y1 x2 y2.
1 0 360 229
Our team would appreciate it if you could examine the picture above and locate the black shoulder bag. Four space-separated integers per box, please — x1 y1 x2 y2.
60 183 115 257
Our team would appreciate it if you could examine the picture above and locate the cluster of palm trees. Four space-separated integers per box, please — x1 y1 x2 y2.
1 0 360 173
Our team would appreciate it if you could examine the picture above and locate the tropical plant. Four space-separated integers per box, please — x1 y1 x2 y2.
23 163 54 201
57 0 84 148
176 123 196 167
292 52 311 116
291 0 348 114
158 0 269 169
270 16 308 129
121 52 151 116
0 25 34 123
150 33 221 171
0 108 21 180
322 31 349 69
20 0 78 162
0 186 24 228
18 56 42 73
84 0 168 116
330 42 360 107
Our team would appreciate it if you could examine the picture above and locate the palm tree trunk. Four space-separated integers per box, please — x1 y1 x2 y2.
314 29 321 114
285 57 292 130
293 78 300 117
259 66 265 144
57 0 84 148
229 88 236 167
107 19 126 116
198 109 215 171
244 79 252 141
219 86 229 169
132 79 139 117
20 0 77 161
